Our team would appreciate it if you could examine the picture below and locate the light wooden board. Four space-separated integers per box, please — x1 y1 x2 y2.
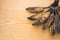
0 0 60 40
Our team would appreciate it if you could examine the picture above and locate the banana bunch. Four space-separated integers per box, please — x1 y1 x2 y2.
26 0 60 36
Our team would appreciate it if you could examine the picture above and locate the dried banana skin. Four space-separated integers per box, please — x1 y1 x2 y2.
32 12 50 26
26 6 60 35
26 7 50 21
27 14 41 20
54 12 60 33
26 7 49 13
26 7 43 13
50 23 55 36
42 13 54 30
26 0 60 35
58 21 60 33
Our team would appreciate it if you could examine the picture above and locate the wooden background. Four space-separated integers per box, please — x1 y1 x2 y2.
0 0 60 40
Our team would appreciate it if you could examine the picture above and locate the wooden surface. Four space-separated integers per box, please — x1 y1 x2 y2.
0 0 60 40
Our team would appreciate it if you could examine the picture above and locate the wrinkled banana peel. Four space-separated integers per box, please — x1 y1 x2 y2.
26 7 44 13
26 0 60 36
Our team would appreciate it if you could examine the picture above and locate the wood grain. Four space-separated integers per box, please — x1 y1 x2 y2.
0 0 60 40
